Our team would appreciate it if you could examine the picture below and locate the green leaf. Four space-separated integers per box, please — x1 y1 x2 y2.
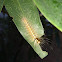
4 0 48 59
33 0 62 32
0 0 4 12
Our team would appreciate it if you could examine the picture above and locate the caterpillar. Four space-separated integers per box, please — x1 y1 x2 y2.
22 17 41 45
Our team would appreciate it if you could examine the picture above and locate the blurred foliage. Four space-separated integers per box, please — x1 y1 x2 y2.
0 0 4 12
33 0 62 32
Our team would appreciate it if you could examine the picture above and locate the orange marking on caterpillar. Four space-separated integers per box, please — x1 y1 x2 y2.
22 17 40 44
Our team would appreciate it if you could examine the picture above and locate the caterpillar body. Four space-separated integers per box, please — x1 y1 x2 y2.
22 17 41 45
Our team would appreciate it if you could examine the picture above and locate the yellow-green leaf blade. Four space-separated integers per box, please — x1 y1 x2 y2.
33 0 62 32
4 0 48 59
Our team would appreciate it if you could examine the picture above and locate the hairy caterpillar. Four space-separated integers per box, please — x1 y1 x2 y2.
22 17 41 45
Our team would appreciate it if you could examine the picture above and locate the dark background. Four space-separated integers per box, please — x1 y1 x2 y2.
0 6 62 62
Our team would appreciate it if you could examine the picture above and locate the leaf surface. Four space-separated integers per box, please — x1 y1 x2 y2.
0 0 4 12
4 0 48 59
33 0 62 31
